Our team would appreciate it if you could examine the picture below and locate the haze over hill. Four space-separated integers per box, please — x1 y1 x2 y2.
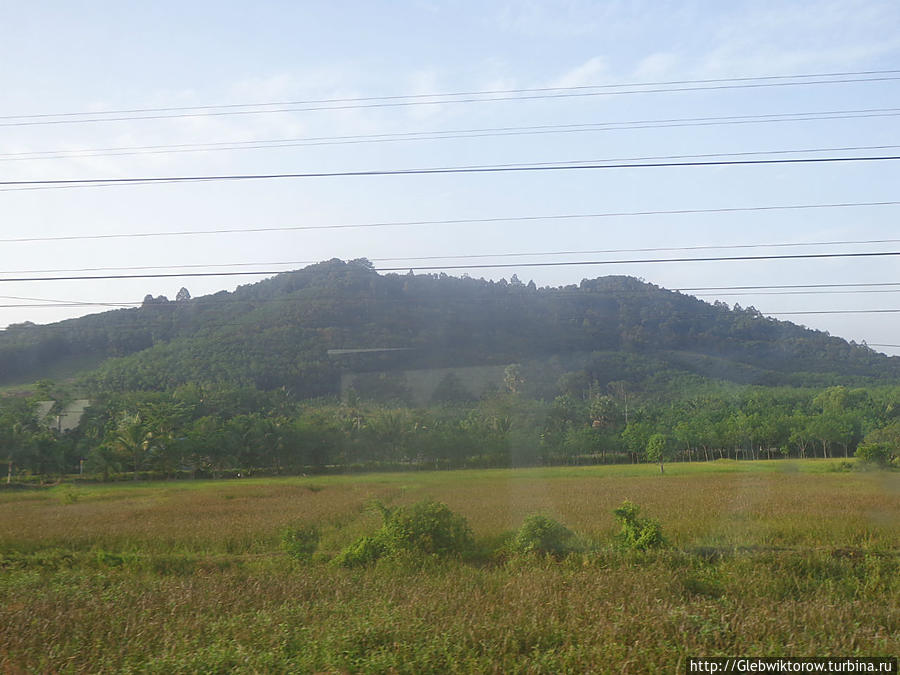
0 259 897 396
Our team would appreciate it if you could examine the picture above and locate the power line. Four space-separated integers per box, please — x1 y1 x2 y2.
3 153 899 191
6 107 900 162
680 281 900 291
10 286 900 308
769 309 900 315
375 251 900 272
2 199 896 244
4 69 899 127
6 282 900 309
694 288 900 297
6 235 900 276
1 250 900 283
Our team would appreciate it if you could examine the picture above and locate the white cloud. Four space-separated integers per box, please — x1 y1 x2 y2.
494 0 613 37
694 0 900 76
632 52 682 80
552 56 609 88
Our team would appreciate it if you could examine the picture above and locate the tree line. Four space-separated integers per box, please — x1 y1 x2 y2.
2 377 897 483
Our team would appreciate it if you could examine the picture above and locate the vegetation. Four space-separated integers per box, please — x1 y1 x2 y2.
280 524 320 561
0 463 896 672
0 261 897 484
509 514 578 557
1 261 898 396
335 499 474 567
613 499 667 551
2 377 898 482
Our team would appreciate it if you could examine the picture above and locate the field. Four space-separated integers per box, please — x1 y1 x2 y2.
1 460 897 673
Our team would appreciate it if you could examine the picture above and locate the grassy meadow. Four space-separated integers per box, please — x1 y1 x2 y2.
1 459 897 673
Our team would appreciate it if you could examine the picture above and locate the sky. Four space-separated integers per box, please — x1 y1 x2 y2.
1 0 899 355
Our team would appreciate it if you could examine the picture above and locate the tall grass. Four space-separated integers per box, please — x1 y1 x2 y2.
0 460 896 672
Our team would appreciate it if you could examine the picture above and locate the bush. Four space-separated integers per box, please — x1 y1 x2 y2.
333 535 385 567
335 499 473 567
510 514 576 557
613 500 666 551
855 442 895 468
280 524 320 560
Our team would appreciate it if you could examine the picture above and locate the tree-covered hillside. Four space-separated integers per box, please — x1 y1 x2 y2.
0 258 897 395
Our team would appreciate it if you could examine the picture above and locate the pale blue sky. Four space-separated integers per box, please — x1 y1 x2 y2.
1 1 899 354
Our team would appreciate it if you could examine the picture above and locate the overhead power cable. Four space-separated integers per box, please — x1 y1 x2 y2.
769 309 900 315
1 199 896 244
3 152 899 191
8 285 900 309
5 235 900 276
680 282 900 291
4 282 900 308
1 250 900 283
693 288 900 297
6 107 900 162
3 69 898 127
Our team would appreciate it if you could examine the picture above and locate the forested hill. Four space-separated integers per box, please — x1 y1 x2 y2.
0 258 897 395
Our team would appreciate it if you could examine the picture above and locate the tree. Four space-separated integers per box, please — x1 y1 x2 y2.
86 443 122 481
175 287 191 302
111 415 152 479
646 432 669 473
504 364 524 395
855 442 894 467
856 421 900 467
0 399 38 484
621 420 652 464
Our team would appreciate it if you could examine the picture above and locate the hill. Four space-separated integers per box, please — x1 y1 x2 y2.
0 258 897 396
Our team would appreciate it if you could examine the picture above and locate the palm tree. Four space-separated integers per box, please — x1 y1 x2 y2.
113 416 152 480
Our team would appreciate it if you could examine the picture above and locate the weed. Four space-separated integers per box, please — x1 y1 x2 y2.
280 524 320 561
509 514 577 557
613 500 667 551
335 499 474 567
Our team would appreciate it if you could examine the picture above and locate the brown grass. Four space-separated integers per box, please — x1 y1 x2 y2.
0 461 897 673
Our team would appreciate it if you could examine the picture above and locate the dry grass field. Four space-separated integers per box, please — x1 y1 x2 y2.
1 460 897 673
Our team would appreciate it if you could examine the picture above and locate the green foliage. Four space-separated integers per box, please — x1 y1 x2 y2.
335 499 474 567
280 524 320 560
332 535 385 568
613 500 667 551
855 442 895 467
645 432 669 472
856 420 900 467
5 260 897 399
509 514 577 557
380 500 474 557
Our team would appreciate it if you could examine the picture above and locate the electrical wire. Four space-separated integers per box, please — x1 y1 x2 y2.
2 153 899 192
769 309 900 315
1 199 896 244
5 234 900 276
9 284 900 309
4 281 900 307
5 107 900 162
4 69 899 127
1 250 900 283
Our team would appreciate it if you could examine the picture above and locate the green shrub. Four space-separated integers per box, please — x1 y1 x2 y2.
333 535 385 568
280 524 320 560
335 499 473 567
510 514 576 557
613 500 666 551
380 499 474 556
855 442 895 468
